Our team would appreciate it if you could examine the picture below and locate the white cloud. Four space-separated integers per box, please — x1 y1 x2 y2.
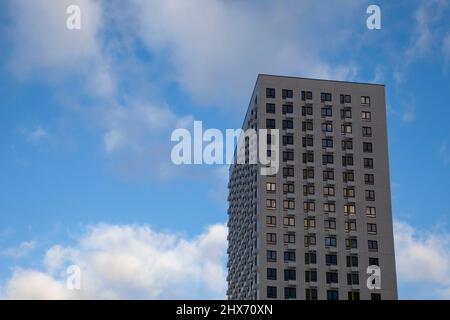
20 126 51 144
405 1 448 60
95 101 194 180
2 241 37 259
387 103 416 124
9 0 115 97
132 0 361 106
394 220 450 298
2 223 227 299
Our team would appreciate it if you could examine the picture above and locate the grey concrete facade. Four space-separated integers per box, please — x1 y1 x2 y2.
227 74 397 300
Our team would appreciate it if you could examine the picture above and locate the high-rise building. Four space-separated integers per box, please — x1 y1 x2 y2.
227 74 397 300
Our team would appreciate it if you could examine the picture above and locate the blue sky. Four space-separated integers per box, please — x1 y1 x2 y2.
0 0 450 299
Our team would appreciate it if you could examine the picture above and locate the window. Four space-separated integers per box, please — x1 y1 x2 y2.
267 134 274 144
266 216 276 226
343 187 355 198
266 103 275 113
283 135 294 145
341 123 352 134
266 119 276 129
267 250 277 262
282 119 293 129
323 169 334 181
303 184 315 196
322 138 333 148
282 89 293 99
345 220 357 232
365 174 375 185
267 286 277 298
321 106 332 117
363 142 373 153
340 109 352 120
324 202 336 213
371 293 381 300
304 218 316 229
284 269 296 281
267 268 277 280
282 104 293 114
362 126 372 137
301 91 312 101
284 251 296 262
306 288 318 300
302 120 313 131
361 96 370 104
364 158 374 169
302 136 314 147
321 92 332 102
367 223 377 234
344 203 355 215
342 139 353 150
348 291 360 300
304 251 316 264
325 236 337 247
326 254 338 266
346 237 358 249
266 199 276 209
305 270 317 282
324 218 336 230
302 104 313 116
284 216 295 226
347 273 359 285
365 190 375 201
283 167 294 177
303 201 315 212
303 167 314 179
321 122 333 132
267 233 277 244
340 94 351 104
302 151 314 163
366 206 376 217
342 155 354 166
369 257 379 266
283 183 295 193
327 290 339 300
266 88 276 98
284 233 295 244
368 240 378 251
284 287 296 299
322 153 334 165
324 185 335 196
283 200 295 210
283 151 294 162
266 182 276 192
304 234 316 246
346 255 358 267
326 272 338 284
340 94 350 105
343 170 354 182
361 111 371 121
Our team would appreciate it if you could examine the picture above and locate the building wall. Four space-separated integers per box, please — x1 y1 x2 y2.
228 74 397 300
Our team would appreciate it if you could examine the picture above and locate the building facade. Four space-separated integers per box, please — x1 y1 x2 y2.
227 74 397 300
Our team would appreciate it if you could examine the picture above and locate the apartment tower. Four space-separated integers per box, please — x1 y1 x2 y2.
227 74 397 300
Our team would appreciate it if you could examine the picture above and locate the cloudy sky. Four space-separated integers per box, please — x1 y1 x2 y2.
0 0 450 299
